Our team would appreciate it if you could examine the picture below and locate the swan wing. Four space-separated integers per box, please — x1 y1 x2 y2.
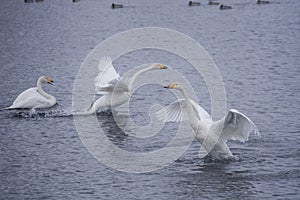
18 96 49 109
10 87 49 109
95 56 120 94
11 87 39 107
156 99 211 122
95 77 129 94
219 109 260 142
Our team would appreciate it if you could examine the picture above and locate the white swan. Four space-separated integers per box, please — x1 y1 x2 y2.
6 76 56 110
157 83 260 160
87 56 167 113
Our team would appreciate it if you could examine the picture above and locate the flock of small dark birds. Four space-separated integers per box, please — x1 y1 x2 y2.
110 0 271 10
24 0 43 3
188 0 270 10
24 0 271 10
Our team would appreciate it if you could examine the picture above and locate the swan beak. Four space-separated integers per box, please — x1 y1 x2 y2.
159 64 167 69
47 78 54 85
164 83 176 89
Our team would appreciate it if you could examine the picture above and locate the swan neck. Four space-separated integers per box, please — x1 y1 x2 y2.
128 66 152 91
37 78 51 99
179 87 199 126
180 87 192 106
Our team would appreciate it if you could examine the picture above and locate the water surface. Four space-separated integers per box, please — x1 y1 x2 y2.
0 0 299 199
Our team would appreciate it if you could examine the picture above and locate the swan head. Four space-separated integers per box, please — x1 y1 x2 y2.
39 76 54 85
150 63 168 70
163 82 182 90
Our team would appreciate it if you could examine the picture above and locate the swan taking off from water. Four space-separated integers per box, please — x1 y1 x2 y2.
157 83 260 160
87 56 167 113
6 76 56 110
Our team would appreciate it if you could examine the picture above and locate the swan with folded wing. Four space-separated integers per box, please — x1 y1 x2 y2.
6 76 56 111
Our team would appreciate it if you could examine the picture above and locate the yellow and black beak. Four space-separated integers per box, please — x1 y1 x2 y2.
163 83 176 89
47 78 54 85
159 64 168 69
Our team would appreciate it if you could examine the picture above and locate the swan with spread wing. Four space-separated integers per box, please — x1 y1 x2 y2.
157 83 260 160
87 56 167 113
6 76 56 111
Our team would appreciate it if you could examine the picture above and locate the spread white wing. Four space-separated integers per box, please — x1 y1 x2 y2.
219 109 260 142
94 56 120 94
95 78 130 95
156 99 211 122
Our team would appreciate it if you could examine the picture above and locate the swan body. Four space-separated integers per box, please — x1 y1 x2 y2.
87 56 167 113
7 76 56 110
157 83 260 159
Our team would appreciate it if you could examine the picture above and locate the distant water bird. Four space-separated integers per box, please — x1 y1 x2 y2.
188 1 201 6
24 0 34 3
5 76 56 111
208 1 219 5
111 3 123 9
220 4 232 10
85 57 167 114
257 0 270 4
72 0 80 3
157 83 260 160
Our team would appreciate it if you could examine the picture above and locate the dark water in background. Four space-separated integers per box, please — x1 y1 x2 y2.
0 0 299 199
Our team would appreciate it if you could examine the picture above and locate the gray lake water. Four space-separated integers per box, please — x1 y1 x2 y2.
0 0 299 199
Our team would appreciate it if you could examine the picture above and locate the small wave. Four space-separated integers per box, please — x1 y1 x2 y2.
250 169 300 182
203 155 240 163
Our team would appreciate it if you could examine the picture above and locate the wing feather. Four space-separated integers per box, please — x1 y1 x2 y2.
95 78 129 95
12 87 39 106
220 109 260 142
156 99 211 122
10 87 49 109
94 56 120 94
